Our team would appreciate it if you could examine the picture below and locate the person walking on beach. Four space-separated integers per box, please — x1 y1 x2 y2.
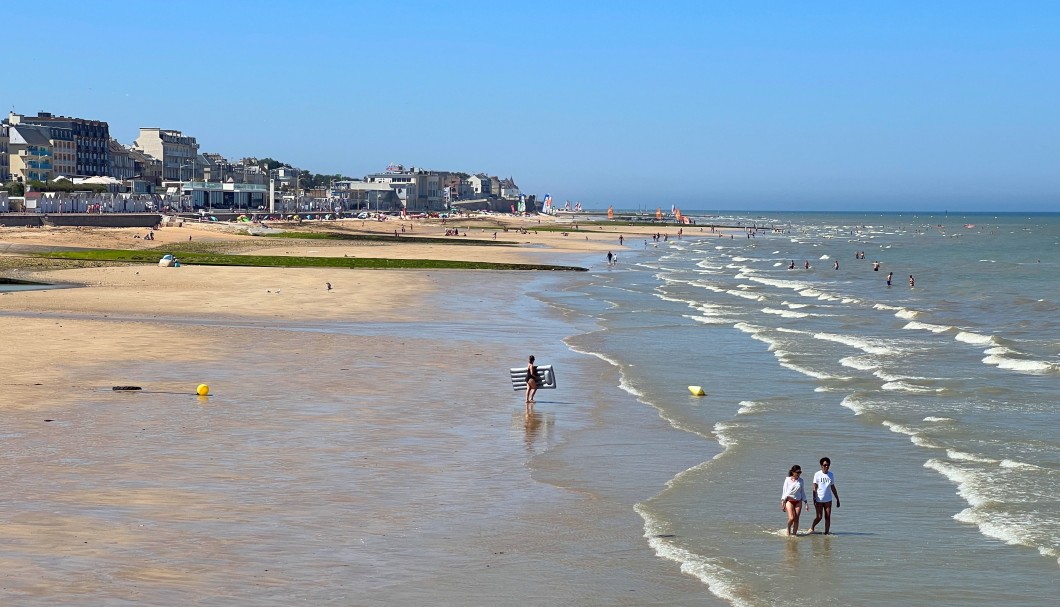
781 465 808 536
811 457 840 534
524 355 539 406
607 251 613 265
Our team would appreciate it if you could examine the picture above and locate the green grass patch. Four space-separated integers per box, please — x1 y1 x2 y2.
35 249 586 271
264 231 512 246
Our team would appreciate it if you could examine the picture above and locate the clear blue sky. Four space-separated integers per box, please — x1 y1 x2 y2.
7 1 1058 211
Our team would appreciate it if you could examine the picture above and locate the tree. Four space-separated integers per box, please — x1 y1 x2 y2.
3 181 25 196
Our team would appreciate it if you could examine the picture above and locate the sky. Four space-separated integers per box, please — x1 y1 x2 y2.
5 1 1059 211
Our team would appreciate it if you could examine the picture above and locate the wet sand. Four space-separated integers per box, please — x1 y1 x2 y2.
0 220 719 605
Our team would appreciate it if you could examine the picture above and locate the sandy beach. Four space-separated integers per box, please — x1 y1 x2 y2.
0 216 717 605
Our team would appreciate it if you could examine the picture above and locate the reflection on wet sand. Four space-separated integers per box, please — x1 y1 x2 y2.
512 409 556 454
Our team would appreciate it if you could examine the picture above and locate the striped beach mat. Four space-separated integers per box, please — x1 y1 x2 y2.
509 365 557 391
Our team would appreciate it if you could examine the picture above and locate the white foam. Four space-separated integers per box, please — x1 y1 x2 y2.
903 321 952 333
813 332 897 356
726 289 765 301
946 449 998 464
782 301 810 309
955 331 997 346
882 381 940 393
953 508 1036 552
895 309 919 320
874 303 903 311
839 395 866 415
736 400 761 415
924 459 989 506
923 416 955 423
635 504 754 607
713 421 738 449
981 352 1056 374
778 361 836 380
686 314 733 325
762 307 810 319
1000 459 1042 470
840 356 878 371
747 276 809 291
882 421 917 436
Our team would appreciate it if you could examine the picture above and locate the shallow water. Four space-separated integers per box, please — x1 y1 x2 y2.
536 212 1060 606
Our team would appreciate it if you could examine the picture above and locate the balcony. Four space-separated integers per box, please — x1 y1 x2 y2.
28 161 53 170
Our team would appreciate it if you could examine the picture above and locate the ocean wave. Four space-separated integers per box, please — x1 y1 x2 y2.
748 276 809 290
736 400 762 415
895 309 919 320
726 289 766 301
686 314 735 325
840 356 878 371
946 449 998 464
953 507 1045 559
690 280 726 293
924 459 989 506
1000 459 1043 470
882 381 942 393
813 332 897 356
839 395 866 414
873 303 904 311
923 416 955 423
955 331 997 346
903 321 952 333
778 361 837 380
762 307 810 319
797 288 841 302
655 293 696 305
882 421 917 436
781 301 810 309
981 351 1057 374
636 503 753 607
884 421 941 448
713 422 738 449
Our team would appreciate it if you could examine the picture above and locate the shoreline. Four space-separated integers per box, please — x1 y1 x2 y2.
0 221 724 604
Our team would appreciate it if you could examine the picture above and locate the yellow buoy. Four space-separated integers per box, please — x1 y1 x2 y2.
196 384 210 396
688 385 706 396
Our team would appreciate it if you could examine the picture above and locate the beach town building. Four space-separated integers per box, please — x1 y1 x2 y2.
43 123 76 178
331 180 400 212
124 146 162 188
108 139 136 181
134 128 200 181
466 173 491 197
7 123 55 184
0 124 9 182
498 177 520 200
364 165 471 211
15 112 111 177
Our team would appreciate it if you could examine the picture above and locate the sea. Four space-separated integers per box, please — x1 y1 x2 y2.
535 211 1060 606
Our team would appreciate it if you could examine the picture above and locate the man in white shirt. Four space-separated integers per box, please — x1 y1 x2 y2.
811 457 841 534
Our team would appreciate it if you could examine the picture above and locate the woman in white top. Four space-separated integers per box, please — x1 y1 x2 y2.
811 457 841 534
780 465 807 536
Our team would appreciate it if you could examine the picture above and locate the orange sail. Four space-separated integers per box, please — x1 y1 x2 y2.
607 205 614 220
656 207 662 220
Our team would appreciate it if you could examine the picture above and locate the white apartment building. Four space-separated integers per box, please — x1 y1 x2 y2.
134 128 200 181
